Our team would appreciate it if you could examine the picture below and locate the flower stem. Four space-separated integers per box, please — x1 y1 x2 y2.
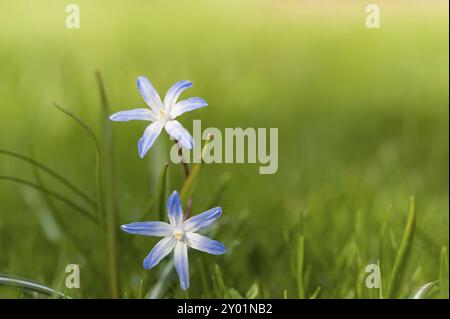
175 141 193 218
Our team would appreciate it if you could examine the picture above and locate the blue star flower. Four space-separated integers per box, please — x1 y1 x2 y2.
110 76 208 158
121 191 226 290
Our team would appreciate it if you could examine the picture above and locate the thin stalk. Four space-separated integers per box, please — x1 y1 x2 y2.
175 141 192 218
96 70 120 298
386 196 416 298
177 144 190 179
53 103 102 154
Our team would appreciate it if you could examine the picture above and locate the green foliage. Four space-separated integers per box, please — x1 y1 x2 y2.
0 0 448 299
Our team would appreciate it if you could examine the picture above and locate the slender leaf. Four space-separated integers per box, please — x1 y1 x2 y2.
227 288 243 298
0 149 96 208
53 102 101 155
309 286 321 299
0 274 69 298
297 234 305 298
386 196 416 298
246 283 259 299
96 70 120 298
0 175 98 224
411 281 438 299
440 246 449 298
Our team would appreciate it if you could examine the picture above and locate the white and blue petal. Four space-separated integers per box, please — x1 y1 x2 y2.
163 80 192 111
167 191 184 227
137 76 164 113
170 97 208 118
174 241 189 290
143 236 176 269
121 221 172 237
185 232 227 255
165 120 194 149
183 207 222 232
138 121 164 158
109 108 157 122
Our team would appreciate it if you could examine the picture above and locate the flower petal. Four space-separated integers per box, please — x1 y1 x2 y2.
165 120 194 149
143 236 176 269
183 207 222 232
174 241 189 290
137 76 164 113
170 97 208 118
185 232 227 255
109 108 157 122
167 191 184 227
121 221 172 237
163 80 192 111
138 121 164 158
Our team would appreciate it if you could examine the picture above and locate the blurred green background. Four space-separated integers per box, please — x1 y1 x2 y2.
0 0 448 298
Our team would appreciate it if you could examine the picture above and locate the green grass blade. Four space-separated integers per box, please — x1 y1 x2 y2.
297 234 305 298
53 102 104 223
227 288 243 298
147 261 175 299
31 165 102 277
246 283 259 299
95 70 120 298
0 274 70 298
0 175 98 224
440 246 449 298
378 259 384 299
0 149 96 208
411 281 438 299
53 102 102 155
386 196 416 298
213 264 227 298
309 286 321 299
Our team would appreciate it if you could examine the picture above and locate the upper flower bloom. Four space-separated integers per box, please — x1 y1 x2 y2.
109 76 208 158
121 191 226 290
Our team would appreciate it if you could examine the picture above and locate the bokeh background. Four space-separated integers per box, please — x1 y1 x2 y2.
0 0 448 298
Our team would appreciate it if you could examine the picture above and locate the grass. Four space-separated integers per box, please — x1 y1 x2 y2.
0 0 448 298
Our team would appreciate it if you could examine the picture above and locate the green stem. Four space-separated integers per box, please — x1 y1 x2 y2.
386 196 416 298
175 141 192 218
0 274 69 298
96 70 120 298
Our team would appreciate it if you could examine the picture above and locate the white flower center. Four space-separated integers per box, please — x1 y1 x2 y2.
172 228 184 241
158 109 170 124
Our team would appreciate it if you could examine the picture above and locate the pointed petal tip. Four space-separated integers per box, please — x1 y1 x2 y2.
144 258 158 270
219 245 228 255
143 259 152 270
138 139 146 158
180 282 189 290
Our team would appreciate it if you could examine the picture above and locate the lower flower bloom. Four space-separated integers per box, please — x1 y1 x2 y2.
121 191 227 290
